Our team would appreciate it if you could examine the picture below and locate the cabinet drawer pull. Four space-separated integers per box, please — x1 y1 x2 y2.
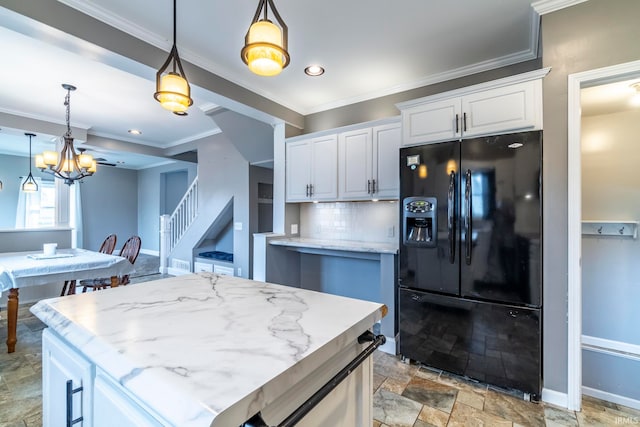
463 112 467 132
66 380 83 427
367 180 371 194
372 179 376 194
455 114 459 134
305 184 309 197
309 184 314 197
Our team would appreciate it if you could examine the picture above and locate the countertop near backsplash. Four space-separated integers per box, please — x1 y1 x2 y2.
299 201 399 245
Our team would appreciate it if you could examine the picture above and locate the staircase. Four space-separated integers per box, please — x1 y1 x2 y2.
160 177 198 273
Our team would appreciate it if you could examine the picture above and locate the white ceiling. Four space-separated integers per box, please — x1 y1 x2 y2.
0 0 546 169
581 78 640 117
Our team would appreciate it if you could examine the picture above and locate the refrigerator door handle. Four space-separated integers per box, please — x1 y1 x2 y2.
448 170 456 264
465 169 472 265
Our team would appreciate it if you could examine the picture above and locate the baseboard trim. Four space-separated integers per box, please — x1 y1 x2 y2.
542 388 568 409
167 267 191 276
583 386 640 411
140 249 159 256
378 337 397 355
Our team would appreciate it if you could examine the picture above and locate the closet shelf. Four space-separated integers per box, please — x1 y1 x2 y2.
581 220 638 239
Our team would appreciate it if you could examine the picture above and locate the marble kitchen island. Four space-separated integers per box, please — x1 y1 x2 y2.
31 273 386 427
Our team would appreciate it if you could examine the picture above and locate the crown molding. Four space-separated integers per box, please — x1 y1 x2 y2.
532 0 590 15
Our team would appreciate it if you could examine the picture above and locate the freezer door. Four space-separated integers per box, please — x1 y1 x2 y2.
399 142 460 295
460 131 542 307
399 289 541 396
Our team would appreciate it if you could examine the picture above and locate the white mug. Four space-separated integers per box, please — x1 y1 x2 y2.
43 243 57 256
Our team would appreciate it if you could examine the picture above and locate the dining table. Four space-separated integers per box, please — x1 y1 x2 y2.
0 248 135 353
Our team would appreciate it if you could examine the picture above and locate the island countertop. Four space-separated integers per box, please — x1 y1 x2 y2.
31 273 385 426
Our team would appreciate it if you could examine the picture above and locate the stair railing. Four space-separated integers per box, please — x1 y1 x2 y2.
159 177 198 274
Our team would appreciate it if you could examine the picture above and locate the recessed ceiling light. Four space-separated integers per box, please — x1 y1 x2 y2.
128 129 142 135
304 65 325 76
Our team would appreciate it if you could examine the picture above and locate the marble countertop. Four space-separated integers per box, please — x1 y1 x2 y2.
31 273 384 426
269 237 398 254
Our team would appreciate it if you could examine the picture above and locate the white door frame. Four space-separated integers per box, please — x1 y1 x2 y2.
567 59 640 411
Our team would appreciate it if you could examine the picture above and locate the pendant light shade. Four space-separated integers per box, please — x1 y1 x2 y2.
242 0 290 77
154 0 192 115
22 133 38 193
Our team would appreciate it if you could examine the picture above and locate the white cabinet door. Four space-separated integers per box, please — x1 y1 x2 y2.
372 123 400 199
42 329 93 427
286 139 312 202
310 134 338 201
94 372 164 427
339 128 372 200
401 98 461 146
461 81 537 137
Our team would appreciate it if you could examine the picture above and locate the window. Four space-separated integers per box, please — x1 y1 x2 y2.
17 179 56 228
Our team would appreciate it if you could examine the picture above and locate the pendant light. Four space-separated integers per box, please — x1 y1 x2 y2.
35 84 96 185
154 0 193 115
22 133 38 192
241 0 290 77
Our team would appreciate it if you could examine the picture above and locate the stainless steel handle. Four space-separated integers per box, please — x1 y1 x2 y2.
367 180 371 194
463 112 467 132
465 169 472 265
455 114 459 134
448 170 456 264
66 380 83 427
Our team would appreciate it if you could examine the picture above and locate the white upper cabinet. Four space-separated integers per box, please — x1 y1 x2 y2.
286 134 337 202
371 123 400 199
287 118 400 203
338 121 400 201
338 128 373 200
398 68 550 146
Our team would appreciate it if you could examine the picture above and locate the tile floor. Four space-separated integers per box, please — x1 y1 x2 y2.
1 262 639 426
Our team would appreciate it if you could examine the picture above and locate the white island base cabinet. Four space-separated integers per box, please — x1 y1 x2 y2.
42 328 93 427
42 327 374 427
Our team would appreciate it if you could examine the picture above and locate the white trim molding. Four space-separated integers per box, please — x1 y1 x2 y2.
582 335 640 362
583 387 640 411
567 59 640 413
533 0 590 15
542 388 569 408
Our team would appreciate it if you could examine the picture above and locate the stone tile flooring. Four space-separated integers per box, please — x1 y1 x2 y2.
1 275 639 426
371 350 640 426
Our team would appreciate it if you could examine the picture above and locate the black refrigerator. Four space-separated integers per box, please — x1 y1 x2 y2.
398 130 542 398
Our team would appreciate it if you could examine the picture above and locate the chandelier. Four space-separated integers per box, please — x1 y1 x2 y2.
241 0 290 76
35 84 96 185
154 0 192 115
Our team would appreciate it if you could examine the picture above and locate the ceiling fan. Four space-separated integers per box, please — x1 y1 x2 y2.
77 148 116 167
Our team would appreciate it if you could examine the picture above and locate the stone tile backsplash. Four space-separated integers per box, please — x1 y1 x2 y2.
300 201 399 244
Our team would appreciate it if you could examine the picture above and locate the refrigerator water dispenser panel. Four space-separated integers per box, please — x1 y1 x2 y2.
403 197 437 247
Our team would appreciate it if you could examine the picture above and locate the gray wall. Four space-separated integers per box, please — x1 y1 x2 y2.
540 0 640 394
0 153 55 229
581 110 640 400
161 170 188 215
137 162 197 253
304 60 541 134
80 165 138 252
249 165 273 277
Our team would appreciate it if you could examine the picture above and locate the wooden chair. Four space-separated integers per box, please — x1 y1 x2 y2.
61 234 117 296
80 235 141 292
